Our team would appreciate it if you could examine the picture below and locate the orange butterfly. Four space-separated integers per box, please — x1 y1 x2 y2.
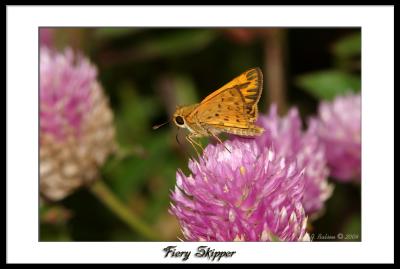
155 68 264 155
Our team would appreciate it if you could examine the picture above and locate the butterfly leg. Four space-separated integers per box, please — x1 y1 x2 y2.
186 134 203 157
206 129 231 154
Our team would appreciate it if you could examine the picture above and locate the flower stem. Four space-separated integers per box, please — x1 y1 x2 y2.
264 28 288 114
90 180 160 241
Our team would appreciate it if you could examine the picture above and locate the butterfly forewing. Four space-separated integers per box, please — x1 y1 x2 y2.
200 68 262 114
187 68 263 131
191 87 250 128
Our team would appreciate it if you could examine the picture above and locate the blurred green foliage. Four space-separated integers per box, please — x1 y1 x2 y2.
135 29 216 58
295 32 361 100
333 32 361 59
296 70 360 100
40 28 361 242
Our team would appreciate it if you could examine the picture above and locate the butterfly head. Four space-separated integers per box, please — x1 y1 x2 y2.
173 107 188 129
173 104 198 129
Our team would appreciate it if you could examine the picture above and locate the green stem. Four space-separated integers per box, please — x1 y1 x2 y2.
90 180 160 241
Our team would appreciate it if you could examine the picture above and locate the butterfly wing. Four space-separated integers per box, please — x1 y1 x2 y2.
192 87 251 128
187 68 263 129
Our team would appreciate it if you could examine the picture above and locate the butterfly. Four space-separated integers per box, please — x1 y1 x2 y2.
154 68 264 155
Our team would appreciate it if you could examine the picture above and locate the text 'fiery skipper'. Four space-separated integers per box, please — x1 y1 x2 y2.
154 68 264 154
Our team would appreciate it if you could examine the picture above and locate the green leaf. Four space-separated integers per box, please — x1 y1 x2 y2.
137 29 216 59
296 70 361 100
332 32 361 59
114 82 159 146
103 130 179 202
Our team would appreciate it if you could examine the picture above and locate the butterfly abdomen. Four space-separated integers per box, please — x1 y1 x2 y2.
223 126 264 137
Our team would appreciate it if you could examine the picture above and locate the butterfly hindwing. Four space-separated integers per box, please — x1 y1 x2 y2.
239 68 263 121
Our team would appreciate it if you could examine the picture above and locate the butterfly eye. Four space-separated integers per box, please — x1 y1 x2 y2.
175 116 184 125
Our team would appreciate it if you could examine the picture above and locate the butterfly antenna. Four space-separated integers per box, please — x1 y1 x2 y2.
152 120 170 130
